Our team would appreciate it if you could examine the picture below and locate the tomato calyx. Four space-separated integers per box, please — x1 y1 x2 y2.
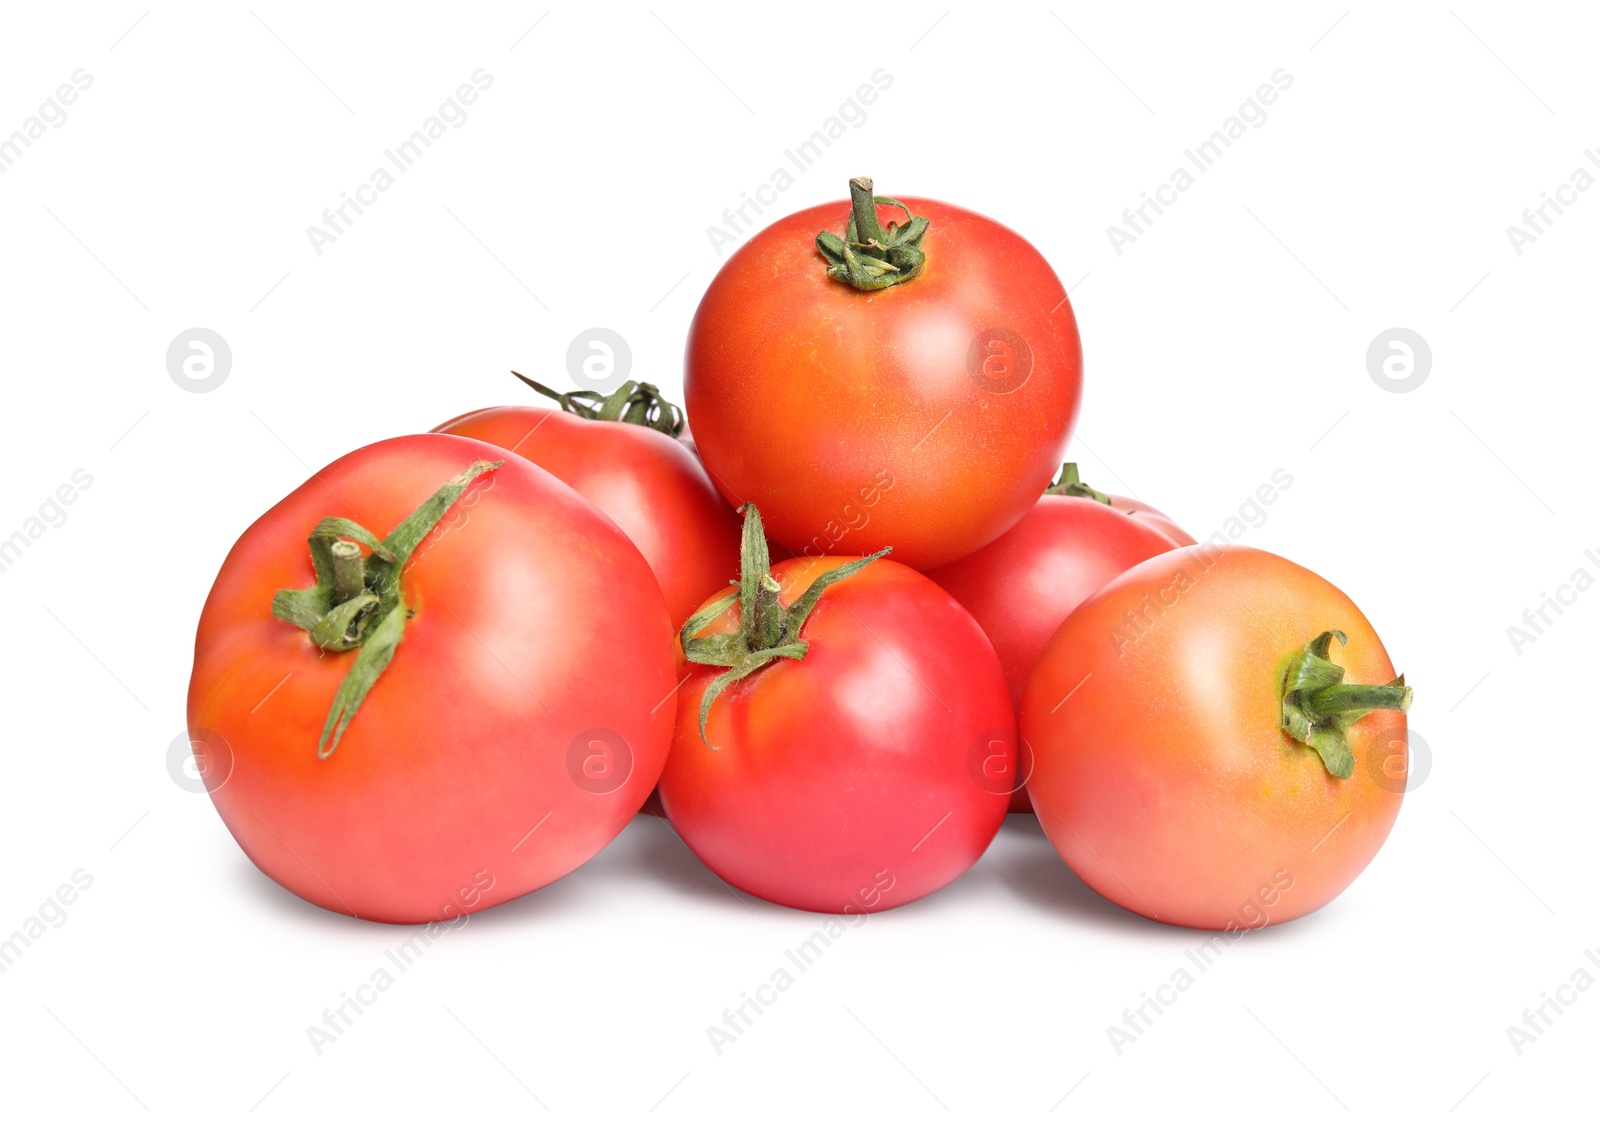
1044 462 1114 504
680 504 890 747
511 370 685 437
815 176 930 291
1279 630 1412 779
270 459 504 758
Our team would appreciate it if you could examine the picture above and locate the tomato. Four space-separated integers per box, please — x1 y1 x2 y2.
1112 496 1192 547
657 507 1014 913
926 464 1181 812
1048 462 1195 547
1020 545 1411 929
686 177 1083 570
187 434 677 923
435 376 742 626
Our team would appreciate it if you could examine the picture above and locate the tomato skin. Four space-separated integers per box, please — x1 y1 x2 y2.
187 434 677 924
1106 494 1196 547
434 406 741 626
1020 546 1405 929
686 196 1082 570
658 557 1013 913
926 497 1179 811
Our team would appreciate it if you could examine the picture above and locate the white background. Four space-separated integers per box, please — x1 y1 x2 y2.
0 2 1593 1117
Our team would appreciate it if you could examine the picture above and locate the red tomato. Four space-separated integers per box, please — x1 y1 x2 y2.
1048 462 1195 547
658 508 1014 913
435 377 741 626
1020 546 1411 929
686 177 1083 570
926 471 1180 812
187 434 677 923
1108 499 1192 547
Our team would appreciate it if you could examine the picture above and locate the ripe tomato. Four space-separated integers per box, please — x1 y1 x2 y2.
686 177 1083 570
1048 462 1195 547
1020 546 1411 929
435 376 741 626
926 465 1181 812
187 434 677 923
657 507 1014 913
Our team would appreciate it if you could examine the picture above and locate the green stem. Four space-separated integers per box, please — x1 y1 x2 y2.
1279 630 1412 780
330 541 365 603
1044 462 1112 504
815 177 930 291
847 176 888 247
511 371 685 437
681 504 890 746
1300 683 1413 719
271 459 504 758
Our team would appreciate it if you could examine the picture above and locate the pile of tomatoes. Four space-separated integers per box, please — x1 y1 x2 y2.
189 178 1412 930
